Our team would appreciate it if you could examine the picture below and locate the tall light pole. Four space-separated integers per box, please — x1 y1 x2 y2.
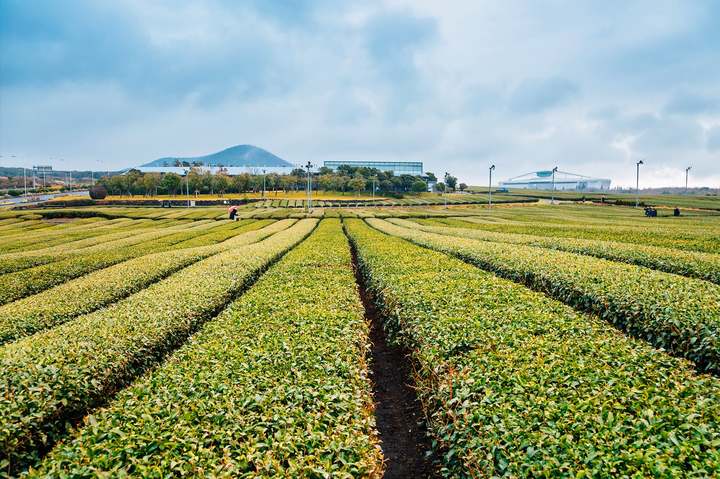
551 166 558 204
262 169 266 198
635 159 644 208
184 169 191 207
685 166 691 193
488 164 495 208
443 171 449 209
305 161 313 210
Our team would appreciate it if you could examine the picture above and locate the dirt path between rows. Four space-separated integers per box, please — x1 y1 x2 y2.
350 247 435 478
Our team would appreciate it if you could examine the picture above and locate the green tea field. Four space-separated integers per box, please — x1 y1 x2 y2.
1 203 719 477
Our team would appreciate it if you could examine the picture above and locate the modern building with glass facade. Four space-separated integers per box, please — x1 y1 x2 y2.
500 170 611 191
323 161 423 176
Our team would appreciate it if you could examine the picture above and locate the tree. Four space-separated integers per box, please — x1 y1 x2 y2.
444 173 457 191
425 172 437 182
233 173 251 193
214 174 229 197
435 182 446 192
143 173 161 197
160 173 182 196
347 177 366 195
318 174 336 192
318 166 334 175
280 175 296 192
411 180 427 193
459 183 468 192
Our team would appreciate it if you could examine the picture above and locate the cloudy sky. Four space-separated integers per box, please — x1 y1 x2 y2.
1 0 719 187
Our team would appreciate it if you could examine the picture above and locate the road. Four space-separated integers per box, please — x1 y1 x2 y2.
0 190 89 207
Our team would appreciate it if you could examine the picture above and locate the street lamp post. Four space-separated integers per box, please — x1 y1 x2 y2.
443 172 449 209
635 160 644 208
488 165 495 208
184 169 191 207
685 166 691 193
305 161 313 210
551 166 558 204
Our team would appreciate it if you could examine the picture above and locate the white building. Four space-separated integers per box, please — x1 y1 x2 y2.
500 170 611 191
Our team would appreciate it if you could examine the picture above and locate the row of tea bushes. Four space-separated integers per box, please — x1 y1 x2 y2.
0 220 284 344
438 216 720 254
368 218 720 375
0 218 143 253
0 219 211 274
0 219 316 472
169 219 271 248
0 221 238 305
345 219 720 477
388 218 720 284
32 219 383 478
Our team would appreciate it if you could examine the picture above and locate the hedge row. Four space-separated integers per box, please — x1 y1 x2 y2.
0 219 210 274
0 218 139 253
169 219 273 249
0 219 316 472
0 221 238 305
368 218 720 374
0 220 283 344
31 219 383 477
345 219 720 477
387 218 720 284
443 216 720 254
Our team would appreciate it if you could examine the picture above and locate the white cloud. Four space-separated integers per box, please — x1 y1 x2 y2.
1 0 719 188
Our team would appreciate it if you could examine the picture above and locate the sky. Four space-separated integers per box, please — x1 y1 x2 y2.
1 0 719 188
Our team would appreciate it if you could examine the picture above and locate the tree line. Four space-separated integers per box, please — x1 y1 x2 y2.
96 165 454 197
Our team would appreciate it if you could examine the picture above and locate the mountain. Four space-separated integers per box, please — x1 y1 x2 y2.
140 145 292 168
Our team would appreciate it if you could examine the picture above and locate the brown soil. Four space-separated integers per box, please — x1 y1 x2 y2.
350 247 435 478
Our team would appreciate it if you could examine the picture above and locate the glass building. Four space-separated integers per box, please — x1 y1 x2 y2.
323 161 423 176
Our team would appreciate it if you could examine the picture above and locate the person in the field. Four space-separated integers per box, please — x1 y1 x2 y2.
228 205 238 221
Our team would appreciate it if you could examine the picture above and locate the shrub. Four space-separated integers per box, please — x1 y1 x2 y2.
368 218 720 374
345 218 720 477
0 219 317 472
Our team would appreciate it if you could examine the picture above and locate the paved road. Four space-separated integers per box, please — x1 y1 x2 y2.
0 190 89 207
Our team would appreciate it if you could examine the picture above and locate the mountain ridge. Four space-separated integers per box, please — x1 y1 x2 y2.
140 145 292 168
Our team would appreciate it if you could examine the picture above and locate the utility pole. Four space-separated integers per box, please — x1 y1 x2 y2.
635 159 644 208
305 161 313 210
551 166 558 204
685 166 691 193
488 164 495 208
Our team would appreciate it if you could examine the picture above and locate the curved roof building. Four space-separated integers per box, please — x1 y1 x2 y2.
500 170 611 191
